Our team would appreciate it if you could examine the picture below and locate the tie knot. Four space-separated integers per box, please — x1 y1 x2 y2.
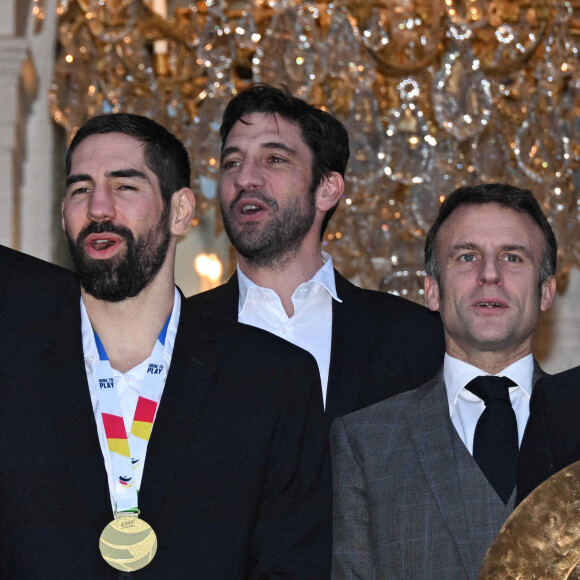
465 376 515 404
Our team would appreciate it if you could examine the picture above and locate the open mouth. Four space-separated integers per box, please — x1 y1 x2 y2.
83 232 125 258
476 302 505 309
91 238 118 251
241 203 262 215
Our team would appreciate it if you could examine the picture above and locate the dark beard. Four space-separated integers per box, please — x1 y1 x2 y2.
66 208 171 302
221 187 317 269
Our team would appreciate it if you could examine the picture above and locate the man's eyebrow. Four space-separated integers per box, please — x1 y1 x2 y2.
105 169 149 181
66 169 150 188
261 142 297 155
449 242 531 256
221 142 298 163
221 146 240 162
450 242 478 254
66 174 91 188
500 244 528 253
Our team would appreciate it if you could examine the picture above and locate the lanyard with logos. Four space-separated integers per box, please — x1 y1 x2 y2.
93 316 171 572
93 316 170 513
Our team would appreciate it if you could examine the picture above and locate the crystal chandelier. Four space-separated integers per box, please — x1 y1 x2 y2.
42 0 580 301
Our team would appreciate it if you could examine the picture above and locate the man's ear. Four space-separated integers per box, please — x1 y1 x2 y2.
169 188 196 236
424 275 441 312
315 172 344 213
540 275 557 312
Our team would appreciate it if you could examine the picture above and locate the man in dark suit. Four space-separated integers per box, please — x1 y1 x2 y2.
332 184 557 579
0 113 330 578
517 365 580 504
187 85 445 424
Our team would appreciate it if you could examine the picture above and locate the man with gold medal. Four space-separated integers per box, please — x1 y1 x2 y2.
0 114 330 578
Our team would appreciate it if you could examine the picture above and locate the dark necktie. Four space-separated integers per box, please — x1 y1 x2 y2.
465 376 518 504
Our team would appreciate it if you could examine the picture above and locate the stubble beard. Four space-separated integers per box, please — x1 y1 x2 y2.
221 186 317 270
66 205 171 303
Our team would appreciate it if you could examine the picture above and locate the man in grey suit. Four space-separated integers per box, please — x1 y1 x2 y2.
331 183 557 579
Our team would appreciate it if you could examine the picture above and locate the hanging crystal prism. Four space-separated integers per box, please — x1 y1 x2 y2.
360 5 390 54
253 4 295 88
344 86 388 188
432 25 492 141
385 0 441 68
383 78 433 186
188 84 235 194
472 111 517 183
543 0 578 80
228 3 260 52
197 3 234 84
515 61 572 183
407 137 465 233
281 2 327 95
444 0 488 28
325 6 374 85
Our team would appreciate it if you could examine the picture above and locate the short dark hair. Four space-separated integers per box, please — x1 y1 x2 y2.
220 85 350 235
66 113 191 204
425 183 557 286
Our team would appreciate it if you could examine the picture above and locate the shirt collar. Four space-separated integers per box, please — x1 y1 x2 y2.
444 352 534 406
237 251 342 314
81 288 181 375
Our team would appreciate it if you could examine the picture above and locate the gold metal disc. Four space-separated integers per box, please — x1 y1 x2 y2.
479 460 580 579
99 514 158 572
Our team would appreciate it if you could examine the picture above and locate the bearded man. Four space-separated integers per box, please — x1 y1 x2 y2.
0 113 330 579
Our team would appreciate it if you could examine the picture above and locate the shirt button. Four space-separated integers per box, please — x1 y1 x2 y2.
280 327 288 335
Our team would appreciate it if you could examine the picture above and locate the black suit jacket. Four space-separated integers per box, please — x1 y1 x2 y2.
0 245 79 358
516 365 580 505
187 270 446 423
0 299 330 579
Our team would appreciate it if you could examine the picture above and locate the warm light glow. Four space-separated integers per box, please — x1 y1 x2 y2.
195 253 223 292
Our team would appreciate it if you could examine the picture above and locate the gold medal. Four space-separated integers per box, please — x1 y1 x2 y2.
99 512 157 572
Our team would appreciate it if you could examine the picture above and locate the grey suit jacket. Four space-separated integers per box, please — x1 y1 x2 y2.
330 365 544 580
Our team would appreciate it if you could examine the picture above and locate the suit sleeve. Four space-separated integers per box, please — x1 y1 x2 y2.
330 417 376 579
250 350 332 580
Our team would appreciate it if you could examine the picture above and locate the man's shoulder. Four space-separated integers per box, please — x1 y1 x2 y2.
186 275 238 317
0 246 79 326
535 364 580 410
338 378 436 427
334 270 440 321
1 245 76 285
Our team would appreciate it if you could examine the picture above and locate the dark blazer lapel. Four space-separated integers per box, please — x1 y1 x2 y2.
41 305 112 529
406 372 474 574
325 272 375 422
139 305 219 522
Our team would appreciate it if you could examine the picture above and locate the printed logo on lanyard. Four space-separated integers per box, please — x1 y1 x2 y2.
94 316 171 513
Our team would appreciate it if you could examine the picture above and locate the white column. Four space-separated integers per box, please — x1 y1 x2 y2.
0 35 36 248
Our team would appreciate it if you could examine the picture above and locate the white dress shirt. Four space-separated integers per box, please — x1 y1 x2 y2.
238 252 341 406
81 288 181 512
445 352 534 454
